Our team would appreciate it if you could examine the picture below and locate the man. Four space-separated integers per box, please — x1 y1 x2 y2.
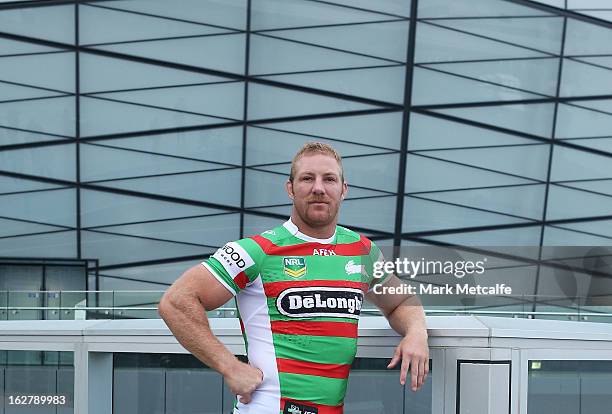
159 142 429 413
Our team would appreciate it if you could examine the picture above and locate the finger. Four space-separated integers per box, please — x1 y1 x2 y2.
239 393 251 404
417 358 426 389
400 353 410 386
410 356 419 391
387 348 401 369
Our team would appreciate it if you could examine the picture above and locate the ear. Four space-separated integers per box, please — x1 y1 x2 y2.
341 181 348 200
286 179 295 200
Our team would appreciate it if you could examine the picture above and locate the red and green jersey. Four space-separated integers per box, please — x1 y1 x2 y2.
203 219 389 414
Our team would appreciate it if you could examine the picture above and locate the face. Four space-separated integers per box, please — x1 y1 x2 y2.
286 153 348 228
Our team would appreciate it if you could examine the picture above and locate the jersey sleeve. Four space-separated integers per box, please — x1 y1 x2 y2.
202 237 264 296
363 240 392 293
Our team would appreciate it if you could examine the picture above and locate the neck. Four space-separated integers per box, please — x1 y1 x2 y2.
290 212 337 240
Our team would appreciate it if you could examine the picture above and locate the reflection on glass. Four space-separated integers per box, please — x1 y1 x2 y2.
528 360 612 413
1 351 74 414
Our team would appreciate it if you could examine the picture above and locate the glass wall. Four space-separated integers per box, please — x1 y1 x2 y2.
0 351 74 414
112 353 432 414
528 360 612 413
0 0 611 296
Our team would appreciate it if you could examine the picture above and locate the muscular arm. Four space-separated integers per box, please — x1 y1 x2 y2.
365 275 429 391
158 264 262 403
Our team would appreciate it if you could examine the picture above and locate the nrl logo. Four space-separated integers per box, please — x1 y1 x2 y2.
283 257 307 278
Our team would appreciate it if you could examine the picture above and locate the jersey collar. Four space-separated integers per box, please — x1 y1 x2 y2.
283 218 336 244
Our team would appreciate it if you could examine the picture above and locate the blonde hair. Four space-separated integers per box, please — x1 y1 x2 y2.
289 142 344 182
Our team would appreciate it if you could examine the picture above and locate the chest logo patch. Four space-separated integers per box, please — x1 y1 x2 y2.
283 257 307 278
276 287 363 319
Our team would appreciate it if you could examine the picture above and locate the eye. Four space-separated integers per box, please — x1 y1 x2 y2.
325 176 337 182
301 176 313 181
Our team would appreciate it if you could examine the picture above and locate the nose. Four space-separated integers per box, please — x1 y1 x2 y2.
312 176 325 194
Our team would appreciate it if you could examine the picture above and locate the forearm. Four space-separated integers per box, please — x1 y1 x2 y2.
385 295 428 338
159 291 238 376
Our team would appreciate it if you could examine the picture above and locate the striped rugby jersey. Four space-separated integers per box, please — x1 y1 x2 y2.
203 219 389 414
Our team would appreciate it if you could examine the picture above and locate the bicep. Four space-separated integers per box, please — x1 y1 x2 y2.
167 264 235 311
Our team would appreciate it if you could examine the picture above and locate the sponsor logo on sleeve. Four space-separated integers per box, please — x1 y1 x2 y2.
283 257 307 278
276 287 363 319
212 241 254 278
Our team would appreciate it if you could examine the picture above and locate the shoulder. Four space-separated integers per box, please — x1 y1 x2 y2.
336 225 373 253
245 224 295 254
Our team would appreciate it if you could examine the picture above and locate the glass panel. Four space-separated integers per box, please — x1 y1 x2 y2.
261 65 406 104
403 195 530 233
79 3 231 46
0 231 77 259
113 291 163 319
543 225 612 246
560 58 612 97
0 177 62 195
559 137 612 153
565 18 612 56
419 0 551 18
0 188 76 227
546 185 612 220
102 0 247 30
416 184 546 220
89 82 244 121
93 168 242 206
0 97 75 137
113 353 224 414
79 53 230 94
324 0 411 17
413 66 541 105
2 351 74 412
550 146 612 181
425 226 542 245
92 34 246 75
415 22 548 64
345 358 432 413
0 4 74 44
264 21 410 62
79 96 227 137
430 17 563 55
266 112 403 150
0 38 58 56
421 144 550 181
408 112 536 151
101 260 204 287
404 154 534 193
244 169 289 207
555 102 612 139
528 361 612 414
81 230 214 267
339 195 396 233
0 52 75 92
243 213 287 235
80 143 226 182
250 34 389 75
433 102 555 138
419 58 559 97
0 83 62 102
80 189 225 228
247 83 379 120
0 143 76 181
0 128 69 147
246 126 391 166
343 153 399 193
561 179 612 197
94 213 240 246
92 126 243 165
0 218 63 238
251 0 388 30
